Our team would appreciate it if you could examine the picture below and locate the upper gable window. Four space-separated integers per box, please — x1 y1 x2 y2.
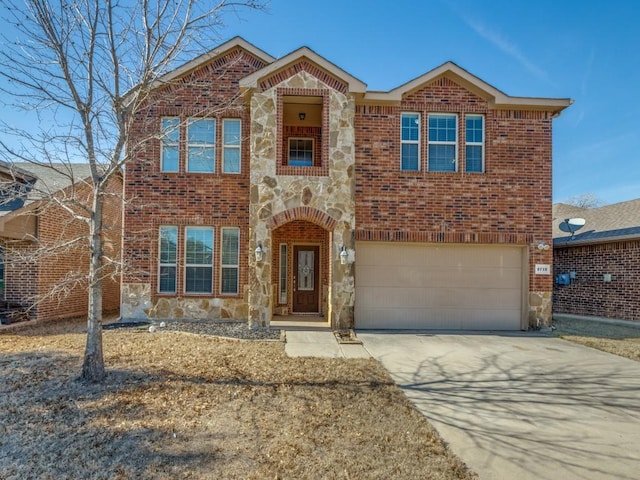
465 115 484 173
187 118 215 173
160 117 180 172
222 119 241 174
288 137 314 167
428 114 457 172
401 113 420 171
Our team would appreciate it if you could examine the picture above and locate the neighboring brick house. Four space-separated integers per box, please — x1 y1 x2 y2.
0 161 121 323
553 200 640 322
122 37 571 330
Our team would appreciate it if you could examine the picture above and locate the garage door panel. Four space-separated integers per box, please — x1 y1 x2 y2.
355 243 524 330
358 286 520 309
356 265 522 289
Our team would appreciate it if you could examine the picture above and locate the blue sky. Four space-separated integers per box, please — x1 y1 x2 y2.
1 0 638 205
215 0 638 205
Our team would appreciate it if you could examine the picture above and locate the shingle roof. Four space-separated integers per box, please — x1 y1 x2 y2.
0 162 94 217
553 199 640 245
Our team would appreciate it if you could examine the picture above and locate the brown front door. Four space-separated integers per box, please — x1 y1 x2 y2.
293 245 320 313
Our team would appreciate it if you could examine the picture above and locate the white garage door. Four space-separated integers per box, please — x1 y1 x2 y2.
355 243 525 330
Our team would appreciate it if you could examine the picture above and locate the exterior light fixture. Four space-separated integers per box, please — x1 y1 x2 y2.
255 243 264 262
298 112 306 121
537 242 550 251
340 245 348 265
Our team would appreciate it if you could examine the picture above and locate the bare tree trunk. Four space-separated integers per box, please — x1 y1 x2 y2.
81 191 105 382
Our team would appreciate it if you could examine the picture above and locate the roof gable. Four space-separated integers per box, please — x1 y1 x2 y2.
364 61 572 113
152 36 275 89
239 46 367 94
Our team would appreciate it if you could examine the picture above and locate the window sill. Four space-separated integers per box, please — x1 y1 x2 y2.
276 165 329 177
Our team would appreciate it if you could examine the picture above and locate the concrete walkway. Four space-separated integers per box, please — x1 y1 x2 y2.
284 330 370 358
360 332 640 480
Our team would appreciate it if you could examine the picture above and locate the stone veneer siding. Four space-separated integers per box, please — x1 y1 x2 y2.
553 240 640 322
248 69 356 329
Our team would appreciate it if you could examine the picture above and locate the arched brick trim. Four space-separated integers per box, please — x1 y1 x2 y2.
268 207 338 231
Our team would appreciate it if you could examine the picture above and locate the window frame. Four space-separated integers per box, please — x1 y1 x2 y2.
400 112 421 171
158 226 178 294
184 226 214 294
186 118 216 173
428 113 458 172
160 117 180 173
465 114 485 173
222 118 242 174
220 227 240 295
288 137 315 167
279 243 287 304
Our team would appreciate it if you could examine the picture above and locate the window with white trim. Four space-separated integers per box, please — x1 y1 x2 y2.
288 137 314 167
187 118 215 173
465 115 484 173
158 226 178 293
401 112 420 171
428 114 457 172
160 117 179 172
223 119 241 173
185 227 213 293
279 244 287 304
220 227 239 295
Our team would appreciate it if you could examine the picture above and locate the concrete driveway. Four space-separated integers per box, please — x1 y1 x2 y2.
359 332 640 480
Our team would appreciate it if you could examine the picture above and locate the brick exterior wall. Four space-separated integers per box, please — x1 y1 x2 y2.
1 174 122 321
553 240 640 321
122 41 562 327
123 48 266 302
355 77 554 295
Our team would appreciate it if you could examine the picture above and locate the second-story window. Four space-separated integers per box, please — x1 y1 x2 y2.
401 112 420 171
222 119 241 174
288 137 314 167
466 115 485 173
160 117 180 172
428 114 457 172
187 118 215 173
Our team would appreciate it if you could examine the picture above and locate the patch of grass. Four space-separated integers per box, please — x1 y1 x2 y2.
554 317 640 361
0 319 475 480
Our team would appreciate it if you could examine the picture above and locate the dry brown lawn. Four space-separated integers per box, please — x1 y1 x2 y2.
554 317 640 361
0 319 475 480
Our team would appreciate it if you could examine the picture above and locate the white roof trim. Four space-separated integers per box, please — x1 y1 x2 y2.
239 46 367 93
363 61 572 112
152 36 275 88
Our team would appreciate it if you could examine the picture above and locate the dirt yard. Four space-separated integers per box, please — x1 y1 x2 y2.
554 316 640 361
0 319 475 480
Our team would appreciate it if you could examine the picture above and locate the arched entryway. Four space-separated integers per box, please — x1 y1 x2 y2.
272 220 330 318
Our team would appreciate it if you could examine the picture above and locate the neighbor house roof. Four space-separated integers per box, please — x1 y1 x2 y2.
553 199 640 246
0 162 94 217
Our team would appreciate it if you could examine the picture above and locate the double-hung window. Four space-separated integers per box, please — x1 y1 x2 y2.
288 138 314 167
428 114 457 172
223 119 241 173
160 117 180 172
187 118 215 173
465 115 484 173
158 226 178 293
400 113 420 171
185 227 213 294
220 227 240 294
